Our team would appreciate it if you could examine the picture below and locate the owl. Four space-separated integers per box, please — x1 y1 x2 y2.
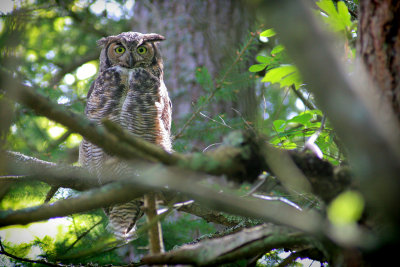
79 32 172 240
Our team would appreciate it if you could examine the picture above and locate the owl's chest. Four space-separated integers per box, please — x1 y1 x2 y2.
109 67 163 139
118 68 161 113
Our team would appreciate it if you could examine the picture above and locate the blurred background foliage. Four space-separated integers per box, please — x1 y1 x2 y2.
0 0 358 266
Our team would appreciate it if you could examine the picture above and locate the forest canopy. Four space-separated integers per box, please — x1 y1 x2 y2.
1 0 400 266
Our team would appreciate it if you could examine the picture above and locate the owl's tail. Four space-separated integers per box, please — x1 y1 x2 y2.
106 199 144 241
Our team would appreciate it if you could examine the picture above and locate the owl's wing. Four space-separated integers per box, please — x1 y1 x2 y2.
80 67 128 174
161 83 172 135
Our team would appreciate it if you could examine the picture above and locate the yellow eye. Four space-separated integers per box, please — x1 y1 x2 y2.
115 46 125 54
137 46 147 55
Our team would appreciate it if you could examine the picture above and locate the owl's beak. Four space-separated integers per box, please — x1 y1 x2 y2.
129 54 135 68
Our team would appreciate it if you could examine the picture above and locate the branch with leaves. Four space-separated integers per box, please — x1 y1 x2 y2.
0 69 352 203
257 0 400 229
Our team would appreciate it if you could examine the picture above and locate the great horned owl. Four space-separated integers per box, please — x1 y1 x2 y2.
79 32 172 240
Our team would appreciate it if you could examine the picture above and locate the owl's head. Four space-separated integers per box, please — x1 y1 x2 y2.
97 32 165 75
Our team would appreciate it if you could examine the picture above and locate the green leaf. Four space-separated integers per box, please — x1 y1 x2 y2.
328 191 365 225
282 141 297 149
249 63 267 72
316 0 352 32
288 112 313 125
337 1 352 27
260 28 276 37
261 65 299 88
273 119 286 132
256 55 272 64
271 44 285 55
316 0 337 17
279 71 302 89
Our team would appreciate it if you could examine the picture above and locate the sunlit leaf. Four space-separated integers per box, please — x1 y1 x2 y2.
288 112 313 125
273 119 286 132
271 44 285 55
256 55 272 64
260 28 276 37
261 65 299 88
279 71 302 88
328 191 365 225
316 0 352 32
249 63 267 72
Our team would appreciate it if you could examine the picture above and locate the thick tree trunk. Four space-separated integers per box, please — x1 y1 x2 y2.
357 0 400 120
132 1 257 124
357 0 400 263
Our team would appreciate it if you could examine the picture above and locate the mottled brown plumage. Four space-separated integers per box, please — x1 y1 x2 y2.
79 32 172 240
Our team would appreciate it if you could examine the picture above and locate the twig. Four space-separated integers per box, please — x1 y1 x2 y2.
276 248 325 267
0 238 62 267
46 130 73 152
303 115 326 159
174 32 257 139
290 85 317 110
64 219 103 253
251 194 302 211
243 172 268 196
143 192 165 255
44 186 59 203
136 204 175 237
199 112 232 129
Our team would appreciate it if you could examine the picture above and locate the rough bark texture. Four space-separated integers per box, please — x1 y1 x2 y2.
132 1 257 123
357 0 400 263
357 0 400 121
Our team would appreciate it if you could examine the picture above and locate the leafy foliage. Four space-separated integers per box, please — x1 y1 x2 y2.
248 0 356 164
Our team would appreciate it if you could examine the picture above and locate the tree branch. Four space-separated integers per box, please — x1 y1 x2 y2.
1 72 353 203
3 151 98 191
141 223 317 266
0 159 326 239
0 182 146 227
143 192 165 255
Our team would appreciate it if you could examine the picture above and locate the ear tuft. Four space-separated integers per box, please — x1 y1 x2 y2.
97 37 108 47
143 33 166 42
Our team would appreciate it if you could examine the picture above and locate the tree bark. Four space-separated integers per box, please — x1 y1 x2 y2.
356 0 400 263
132 0 257 126
357 0 400 120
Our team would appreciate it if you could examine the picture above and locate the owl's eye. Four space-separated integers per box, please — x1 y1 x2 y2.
137 46 147 55
115 46 125 54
